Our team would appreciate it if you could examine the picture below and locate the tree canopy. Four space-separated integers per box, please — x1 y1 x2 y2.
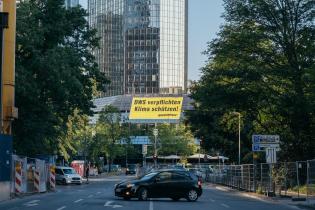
188 0 315 162
13 0 108 156
151 124 197 157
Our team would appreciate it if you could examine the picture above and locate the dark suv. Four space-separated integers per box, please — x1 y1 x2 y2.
115 169 202 202
125 164 137 175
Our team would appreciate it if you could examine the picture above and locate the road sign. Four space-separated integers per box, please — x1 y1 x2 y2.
252 135 280 144
266 148 277 164
252 144 280 152
142 145 147 155
252 144 264 152
153 129 158 137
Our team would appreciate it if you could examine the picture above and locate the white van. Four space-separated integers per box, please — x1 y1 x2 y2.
55 166 83 185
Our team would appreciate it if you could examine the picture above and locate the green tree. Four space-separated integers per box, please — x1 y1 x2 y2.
93 105 126 171
188 0 315 162
151 124 197 157
13 0 108 156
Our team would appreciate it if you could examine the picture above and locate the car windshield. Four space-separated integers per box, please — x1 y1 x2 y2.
128 165 136 169
62 168 76 175
140 172 158 180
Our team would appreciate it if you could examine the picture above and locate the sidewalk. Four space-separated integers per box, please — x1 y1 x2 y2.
205 183 315 210
83 173 134 182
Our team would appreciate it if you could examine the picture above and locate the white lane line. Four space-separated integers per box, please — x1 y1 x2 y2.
24 200 40 207
57 206 66 210
26 200 40 204
209 198 215 202
216 186 229 192
221 203 230 208
24 203 38 207
88 194 94 198
74 199 83 203
149 199 154 210
96 191 101 194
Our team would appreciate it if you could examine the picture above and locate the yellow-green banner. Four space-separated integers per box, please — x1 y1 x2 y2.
129 97 184 120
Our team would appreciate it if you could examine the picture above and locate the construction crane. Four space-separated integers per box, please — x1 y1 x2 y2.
0 0 17 187
0 0 17 136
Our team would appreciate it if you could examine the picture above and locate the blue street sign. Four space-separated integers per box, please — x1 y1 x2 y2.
252 135 280 144
252 144 263 152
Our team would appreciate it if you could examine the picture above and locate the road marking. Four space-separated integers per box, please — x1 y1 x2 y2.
27 200 40 204
96 191 101 194
88 194 94 198
104 201 123 208
24 203 38 207
149 199 153 210
24 200 40 207
104 201 114 206
221 203 230 208
57 206 66 210
216 186 229 192
74 199 83 203
209 198 215 202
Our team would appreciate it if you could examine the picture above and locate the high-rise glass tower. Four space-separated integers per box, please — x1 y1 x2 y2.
65 0 79 8
88 0 188 96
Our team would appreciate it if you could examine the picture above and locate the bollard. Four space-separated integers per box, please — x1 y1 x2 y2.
14 162 22 194
50 165 56 191
34 170 40 193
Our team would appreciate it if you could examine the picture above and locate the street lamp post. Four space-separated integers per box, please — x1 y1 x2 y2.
232 112 241 165
153 123 158 168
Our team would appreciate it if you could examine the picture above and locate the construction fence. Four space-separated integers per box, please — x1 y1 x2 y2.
205 160 315 199
11 155 56 196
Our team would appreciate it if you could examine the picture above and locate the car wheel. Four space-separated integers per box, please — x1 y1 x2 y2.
171 197 180 201
62 179 67 185
186 189 198 202
138 187 148 201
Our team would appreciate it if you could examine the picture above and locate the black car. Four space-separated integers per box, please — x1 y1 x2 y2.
125 164 137 175
115 169 202 202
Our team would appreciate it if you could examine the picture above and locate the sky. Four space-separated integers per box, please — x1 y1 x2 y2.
79 0 225 81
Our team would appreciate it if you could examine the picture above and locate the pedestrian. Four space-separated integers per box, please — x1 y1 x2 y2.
85 164 90 184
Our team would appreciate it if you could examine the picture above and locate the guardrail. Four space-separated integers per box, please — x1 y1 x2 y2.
205 160 315 199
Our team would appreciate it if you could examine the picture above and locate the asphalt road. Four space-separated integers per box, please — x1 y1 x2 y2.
0 175 300 210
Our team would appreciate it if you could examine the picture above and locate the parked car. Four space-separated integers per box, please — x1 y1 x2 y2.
55 166 83 185
115 169 202 202
125 164 137 175
111 165 122 172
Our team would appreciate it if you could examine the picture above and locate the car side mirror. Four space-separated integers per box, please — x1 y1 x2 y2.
155 177 160 183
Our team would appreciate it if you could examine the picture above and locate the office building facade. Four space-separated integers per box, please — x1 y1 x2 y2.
88 0 188 96
65 0 79 8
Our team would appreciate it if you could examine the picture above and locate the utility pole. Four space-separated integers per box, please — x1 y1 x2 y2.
238 113 241 165
153 123 158 168
232 112 241 165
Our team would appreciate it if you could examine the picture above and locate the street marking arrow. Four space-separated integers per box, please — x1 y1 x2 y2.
104 201 114 207
104 201 123 208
